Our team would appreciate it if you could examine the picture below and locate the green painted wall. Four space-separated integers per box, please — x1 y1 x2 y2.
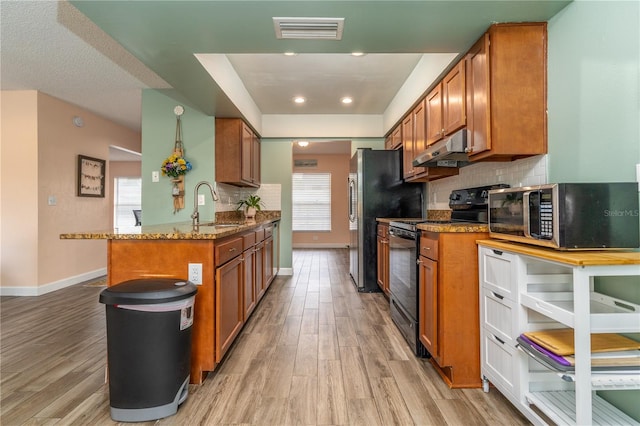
547 1 639 183
547 1 640 420
141 90 215 226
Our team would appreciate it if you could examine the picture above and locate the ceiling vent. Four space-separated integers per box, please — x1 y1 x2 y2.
294 159 318 168
273 17 345 40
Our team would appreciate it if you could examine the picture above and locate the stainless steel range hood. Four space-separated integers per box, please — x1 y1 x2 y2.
412 129 469 168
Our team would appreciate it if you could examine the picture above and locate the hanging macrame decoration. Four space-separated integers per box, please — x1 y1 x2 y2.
161 106 192 213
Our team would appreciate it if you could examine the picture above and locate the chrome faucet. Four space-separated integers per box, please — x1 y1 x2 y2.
191 181 219 226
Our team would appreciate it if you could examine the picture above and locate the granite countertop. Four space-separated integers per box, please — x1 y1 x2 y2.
377 210 489 233
60 212 280 241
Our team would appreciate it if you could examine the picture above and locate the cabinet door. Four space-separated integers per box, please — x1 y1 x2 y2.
263 236 274 288
391 126 402 150
443 61 466 135
426 84 444 146
401 114 414 179
215 255 244 363
411 100 429 180
255 240 265 301
252 133 261 185
466 34 491 156
243 248 256 320
419 255 438 361
241 123 253 184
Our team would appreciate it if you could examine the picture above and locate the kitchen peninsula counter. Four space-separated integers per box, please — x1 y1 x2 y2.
60 213 281 240
61 212 280 385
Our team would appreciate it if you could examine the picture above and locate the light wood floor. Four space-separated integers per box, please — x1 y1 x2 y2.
1 248 530 425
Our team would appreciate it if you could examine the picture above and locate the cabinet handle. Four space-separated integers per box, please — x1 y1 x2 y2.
422 247 431 251
416 259 422 265
492 292 504 300
492 249 503 255
228 247 237 253
494 335 505 345
465 147 473 153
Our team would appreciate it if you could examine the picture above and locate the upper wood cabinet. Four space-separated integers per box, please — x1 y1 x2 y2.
442 60 466 136
426 60 466 147
404 99 458 183
401 114 415 180
465 23 547 161
215 118 261 187
385 125 403 150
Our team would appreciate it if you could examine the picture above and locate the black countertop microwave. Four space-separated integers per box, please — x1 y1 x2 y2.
488 183 639 250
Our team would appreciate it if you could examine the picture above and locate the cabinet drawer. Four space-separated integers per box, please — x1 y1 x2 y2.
481 330 519 398
255 228 265 242
481 288 516 346
215 237 243 267
419 235 438 261
377 224 389 238
243 232 256 250
264 226 273 239
479 246 517 300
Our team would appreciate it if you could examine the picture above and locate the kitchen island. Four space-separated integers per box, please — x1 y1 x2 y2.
61 213 280 384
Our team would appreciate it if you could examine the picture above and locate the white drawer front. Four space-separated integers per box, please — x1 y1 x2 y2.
480 246 517 300
481 288 516 346
482 331 518 398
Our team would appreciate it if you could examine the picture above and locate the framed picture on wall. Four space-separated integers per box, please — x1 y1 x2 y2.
77 155 105 197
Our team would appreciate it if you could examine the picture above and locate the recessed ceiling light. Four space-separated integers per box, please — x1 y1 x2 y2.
351 52 365 57
341 97 353 104
297 141 309 147
293 96 306 104
284 51 297 56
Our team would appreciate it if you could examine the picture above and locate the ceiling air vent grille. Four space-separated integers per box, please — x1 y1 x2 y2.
294 159 318 168
273 17 345 40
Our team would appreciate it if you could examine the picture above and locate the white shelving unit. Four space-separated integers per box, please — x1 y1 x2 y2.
478 240 640 426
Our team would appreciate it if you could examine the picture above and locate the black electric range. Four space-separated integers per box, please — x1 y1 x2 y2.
387 184 508 357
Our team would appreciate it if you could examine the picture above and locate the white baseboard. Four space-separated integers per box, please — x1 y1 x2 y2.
277 267 293 276
0 268 107 297
292 243 349 249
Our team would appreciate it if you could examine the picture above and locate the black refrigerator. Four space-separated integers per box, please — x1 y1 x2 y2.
348 149 423 292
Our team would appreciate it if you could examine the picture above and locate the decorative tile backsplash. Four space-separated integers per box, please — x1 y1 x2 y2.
216 183 282 212
427 155 548 209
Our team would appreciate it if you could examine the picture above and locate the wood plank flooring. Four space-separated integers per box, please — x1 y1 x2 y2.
1 248 530 425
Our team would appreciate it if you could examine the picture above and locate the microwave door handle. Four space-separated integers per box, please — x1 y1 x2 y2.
523 191 533 238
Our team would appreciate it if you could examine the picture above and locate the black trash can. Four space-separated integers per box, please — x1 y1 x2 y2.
99 278 197 422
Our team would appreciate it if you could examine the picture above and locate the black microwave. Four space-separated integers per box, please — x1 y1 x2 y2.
488 183 639 250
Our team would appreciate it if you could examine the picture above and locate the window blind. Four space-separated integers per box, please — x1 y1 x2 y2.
292 172 331 231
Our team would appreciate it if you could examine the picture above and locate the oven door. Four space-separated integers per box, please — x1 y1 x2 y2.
388 227 418 321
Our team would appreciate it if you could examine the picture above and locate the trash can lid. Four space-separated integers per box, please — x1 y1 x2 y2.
99 278 197 305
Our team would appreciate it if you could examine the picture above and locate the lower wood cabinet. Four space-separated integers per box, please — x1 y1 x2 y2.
418 231 487 388
376 223 390 296
215 254 244 363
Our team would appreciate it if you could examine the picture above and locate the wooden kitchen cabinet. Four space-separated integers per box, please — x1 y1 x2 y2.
215 236 244 363
418 231 487 388
242 232 257 319
427 60 466 147
465 23 547 161
263 228 274 288
376 223 390 296
401 114 416 180
403 100 457 182
215 118 261 187
442 60 466 136
425 83 444 146
385 124 403 150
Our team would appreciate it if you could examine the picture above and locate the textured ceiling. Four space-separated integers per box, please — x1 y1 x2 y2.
1 0 572 158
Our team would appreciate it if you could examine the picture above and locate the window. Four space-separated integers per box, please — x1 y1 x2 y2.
292 173 331 231
113 177 142 227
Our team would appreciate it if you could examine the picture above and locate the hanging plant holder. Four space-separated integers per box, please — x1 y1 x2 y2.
161 106 192 214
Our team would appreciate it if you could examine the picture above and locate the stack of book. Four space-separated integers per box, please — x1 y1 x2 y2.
517 329 640 373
